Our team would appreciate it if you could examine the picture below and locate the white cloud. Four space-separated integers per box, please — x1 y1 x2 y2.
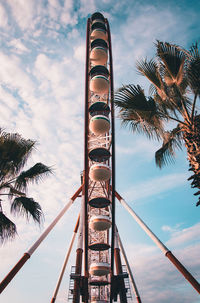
162 223 183 233
116 137 160 160
47 0 77 28
7 0 37 31
166 223 200 247
73 44 86 63
48 0 61 20
79 0 96 17
0 3 8 28
9 39 30 54
112 5 196 88
60 0 77 26
0 51 34 97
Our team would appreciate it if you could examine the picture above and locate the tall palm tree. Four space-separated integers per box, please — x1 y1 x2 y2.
115 41 200 206
0 129 52 243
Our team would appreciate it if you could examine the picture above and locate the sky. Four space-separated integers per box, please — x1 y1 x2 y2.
0 0 200 302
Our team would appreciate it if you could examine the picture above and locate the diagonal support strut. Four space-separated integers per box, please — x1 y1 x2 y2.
115 190 200 295
50 213 80 303
116 227 142 303
0 185 82 294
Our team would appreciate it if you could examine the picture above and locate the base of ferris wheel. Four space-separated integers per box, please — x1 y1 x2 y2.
68 264 132 302
0 183 200 302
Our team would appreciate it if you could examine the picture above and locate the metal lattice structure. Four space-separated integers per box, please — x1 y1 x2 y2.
72 12 124 303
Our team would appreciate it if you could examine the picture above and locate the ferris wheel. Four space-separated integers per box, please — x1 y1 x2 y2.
76 11 125 302
70 11 129 302
0 11 200 303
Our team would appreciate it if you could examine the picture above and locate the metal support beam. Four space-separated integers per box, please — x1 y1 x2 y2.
114 230 128 303
83 18 90 303
115 190 200 295
0 185 82 294
117 228 142 303
73 194 84 303
106 18 115 303
73 248 83 303
106 19 115 277
50 214 80 303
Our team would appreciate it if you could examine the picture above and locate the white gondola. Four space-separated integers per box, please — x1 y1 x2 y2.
89 215 111 231
91 12 105 25
89 101 110 117
89 147 110 162
90 47 108 66
90 65 109 95
91 18 105 24
89 262 110 276
91 28 107 41
89 164 111 182
89 115 110 135
90 46 108 66
90 75 109 94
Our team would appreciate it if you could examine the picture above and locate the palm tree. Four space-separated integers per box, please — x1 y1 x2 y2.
115 41 200 206
0 129 52 243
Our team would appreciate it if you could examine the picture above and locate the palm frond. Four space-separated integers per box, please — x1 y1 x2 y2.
168 42 200 96
15 163 53 191
155 125 183 168
156 41 186 85
2 184 26 200
121 117 163 140
136 58 162 89
115 84 165 139
166 85 192 116
0 132 35 179
11 197 43 224
187 47 200 96
0 202 17 243
188 42 200 59
149 83 157 96
115 84 156 111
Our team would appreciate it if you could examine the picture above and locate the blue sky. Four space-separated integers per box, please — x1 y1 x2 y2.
0 0 199 302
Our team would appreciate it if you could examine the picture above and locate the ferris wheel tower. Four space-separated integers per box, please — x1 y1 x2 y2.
71 11 128 303
0 11 200 303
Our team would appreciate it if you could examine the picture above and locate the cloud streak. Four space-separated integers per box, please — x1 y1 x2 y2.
123 173 187 203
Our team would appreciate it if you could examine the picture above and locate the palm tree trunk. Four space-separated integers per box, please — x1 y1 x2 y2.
183 115 200 206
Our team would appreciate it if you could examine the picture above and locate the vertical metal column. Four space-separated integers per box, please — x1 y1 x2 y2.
106 19 116 303
73 196 84 303
114 231 128 303
83 18 90 303
106 19 115 277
